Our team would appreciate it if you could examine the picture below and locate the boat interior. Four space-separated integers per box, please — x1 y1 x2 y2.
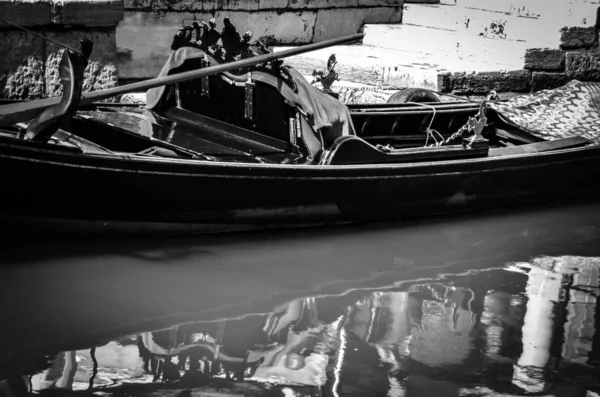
0 23 595 167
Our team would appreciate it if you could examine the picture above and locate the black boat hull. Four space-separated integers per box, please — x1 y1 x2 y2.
2 138 600 237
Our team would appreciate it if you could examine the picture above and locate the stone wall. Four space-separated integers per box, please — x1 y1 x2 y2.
0 0 123 100
437 6 600 97
527 25 600 92
116 0 406 80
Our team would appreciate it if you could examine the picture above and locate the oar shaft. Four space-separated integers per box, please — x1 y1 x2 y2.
0 33 364 127
84 33 364 104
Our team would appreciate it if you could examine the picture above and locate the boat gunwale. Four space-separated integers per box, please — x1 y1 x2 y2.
1 137 599 180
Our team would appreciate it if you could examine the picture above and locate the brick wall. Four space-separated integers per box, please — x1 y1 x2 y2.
527 25 599 92
0 0 124 100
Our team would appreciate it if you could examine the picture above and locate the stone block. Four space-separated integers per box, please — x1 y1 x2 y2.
123 0 404 10
53 54 118 97
258 0 287 8
288 0 358 9
560 26 597 50
1 29 118 100
58 0 124 27
451 70 532 94
313 7 402 42
565 52 600 81
2 49 118 100
358 0 403 5
524 48 565 72
531 72 569 92
0 0 51 28
436 71 452 93
206 0 261 11
3 56 46 100
123 0 202 11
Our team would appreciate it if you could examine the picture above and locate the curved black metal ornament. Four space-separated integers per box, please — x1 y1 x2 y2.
25 40 92 143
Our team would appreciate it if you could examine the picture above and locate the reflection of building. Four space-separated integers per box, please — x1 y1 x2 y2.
19 256 600 397
31 351 78 391
560 258 599 365
511 256 599 394
512 264 560 393
409 285 476 368
335 258 599 396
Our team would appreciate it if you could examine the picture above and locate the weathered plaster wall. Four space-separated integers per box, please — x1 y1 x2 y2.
116 0 406 80
0 0 123 100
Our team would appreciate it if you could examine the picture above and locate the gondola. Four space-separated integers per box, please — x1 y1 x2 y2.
1 21 599 237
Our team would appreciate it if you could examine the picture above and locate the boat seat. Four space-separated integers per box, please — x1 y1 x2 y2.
319 135 489 165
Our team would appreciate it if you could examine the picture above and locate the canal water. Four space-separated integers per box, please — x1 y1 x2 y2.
2 201 600 397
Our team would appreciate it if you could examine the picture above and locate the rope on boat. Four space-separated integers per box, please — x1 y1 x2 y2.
405 101 445 147
0 17 84 57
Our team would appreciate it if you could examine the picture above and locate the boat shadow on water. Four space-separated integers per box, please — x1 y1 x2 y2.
2 201 600 396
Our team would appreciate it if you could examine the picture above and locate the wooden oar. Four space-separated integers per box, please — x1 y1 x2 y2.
0 33 364 128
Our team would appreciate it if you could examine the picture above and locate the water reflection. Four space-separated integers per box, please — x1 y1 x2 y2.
2 203 600 396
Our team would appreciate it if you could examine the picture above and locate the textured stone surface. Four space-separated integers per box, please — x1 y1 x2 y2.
451 70 532 94
3 56 46 100
3 52 119 100
313 7 402 42
436 71 452 93
531 72 569 92
1 30 119 100
0 0 51 28
60 0 124 27
123 0 403 10
258 0 288 9
0 31 45 78
288 0 358 9
524 48 565 72
49 30 118 62
358 0 402 5
560 26 597 50
565 52 600 81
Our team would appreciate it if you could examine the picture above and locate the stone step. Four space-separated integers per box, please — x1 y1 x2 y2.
363 23 530 72
402 1 594 46
277 44 441 90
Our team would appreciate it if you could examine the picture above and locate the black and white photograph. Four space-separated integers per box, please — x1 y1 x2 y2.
1 0 600 396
